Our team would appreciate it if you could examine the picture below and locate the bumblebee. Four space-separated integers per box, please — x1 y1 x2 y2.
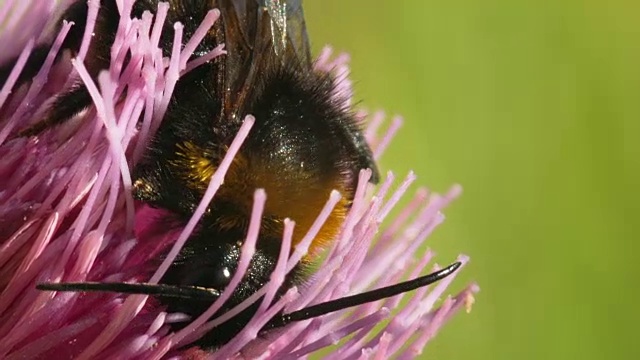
1 0 461 349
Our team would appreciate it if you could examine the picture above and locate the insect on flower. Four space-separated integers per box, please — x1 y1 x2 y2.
0 0 467 354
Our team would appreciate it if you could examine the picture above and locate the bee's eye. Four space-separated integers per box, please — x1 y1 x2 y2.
161 242 240 292
212 266 233 289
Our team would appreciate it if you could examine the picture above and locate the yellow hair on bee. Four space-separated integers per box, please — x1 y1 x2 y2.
169 140 352 259
171 141 218 190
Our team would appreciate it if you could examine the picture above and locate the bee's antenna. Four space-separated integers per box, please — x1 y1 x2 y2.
265 261 462 330
37 262 461 330
36 282 221 299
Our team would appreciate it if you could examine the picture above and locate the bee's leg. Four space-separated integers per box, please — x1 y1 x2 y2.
0 46 56 91
0 1 98 138
16 84 92 137
2 43 93 138
0 1 89 90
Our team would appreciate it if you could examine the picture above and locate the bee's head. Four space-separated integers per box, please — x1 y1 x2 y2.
158 228 283 315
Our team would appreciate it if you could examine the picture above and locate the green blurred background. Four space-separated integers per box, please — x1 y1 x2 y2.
307 1 639 359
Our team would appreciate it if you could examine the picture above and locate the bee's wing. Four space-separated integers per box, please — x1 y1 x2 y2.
264 0 311 63
223 0 311 63
219 0 311 119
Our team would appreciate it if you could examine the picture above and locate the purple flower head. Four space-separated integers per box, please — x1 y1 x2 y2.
0 1 479 359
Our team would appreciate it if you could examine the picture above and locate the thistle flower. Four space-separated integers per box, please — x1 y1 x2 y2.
0 1 479 359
